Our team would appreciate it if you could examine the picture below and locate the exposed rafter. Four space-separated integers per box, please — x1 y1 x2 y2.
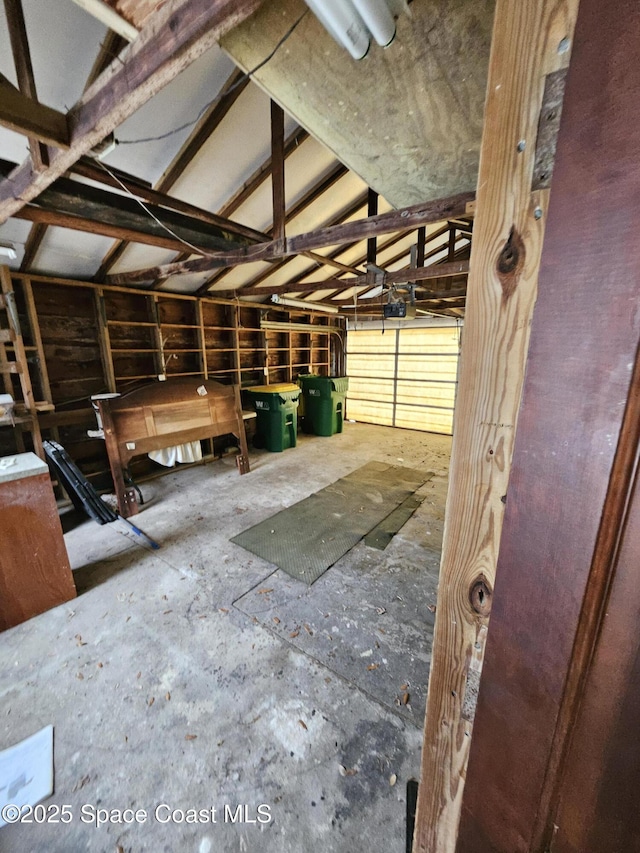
218 125 308 221
73 158 268 243
109 190 475 285
0 0 263 223
0 73 69 148
3 0 48 170
201 188 370 294
19 29 131 274
94 66 251 281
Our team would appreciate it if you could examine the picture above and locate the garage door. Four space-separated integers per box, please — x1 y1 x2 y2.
345 323 461 434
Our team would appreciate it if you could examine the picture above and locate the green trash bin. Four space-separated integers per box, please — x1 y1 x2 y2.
248 383 301 452
298 374 349 437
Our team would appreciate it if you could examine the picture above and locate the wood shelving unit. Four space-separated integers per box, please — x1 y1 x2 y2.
0 272 343 482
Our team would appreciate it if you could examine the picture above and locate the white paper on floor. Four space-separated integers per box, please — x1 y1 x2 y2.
0 725 54 827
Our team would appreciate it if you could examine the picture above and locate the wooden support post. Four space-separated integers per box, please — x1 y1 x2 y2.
412 2 579 851
416 226 426 268
3 0 49 170
367 189 378 266
270 100 286 246
196 300 208 380
457 0 640 849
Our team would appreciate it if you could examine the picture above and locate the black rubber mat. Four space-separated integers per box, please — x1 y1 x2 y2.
364 491 429 550
231 461 429 584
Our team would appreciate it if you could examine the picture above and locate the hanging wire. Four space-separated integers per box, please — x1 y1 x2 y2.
94 158 215 258
116 10 309 147
84 11 311 266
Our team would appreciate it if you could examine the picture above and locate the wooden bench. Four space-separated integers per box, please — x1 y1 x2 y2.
97 378 250 518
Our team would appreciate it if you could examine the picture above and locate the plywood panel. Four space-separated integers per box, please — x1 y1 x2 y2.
222 0 494 207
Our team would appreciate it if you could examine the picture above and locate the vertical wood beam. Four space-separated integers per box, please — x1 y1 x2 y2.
94 67 250 281
367 189 378 265
20 221 46 271
3 0 48 170
270 100 286 245
457 0 640 849
413 2 579 851
21 31 128 274
196 299 208 379
416 226 426 268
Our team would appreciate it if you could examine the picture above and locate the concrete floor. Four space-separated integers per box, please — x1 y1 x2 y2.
0 423 451 853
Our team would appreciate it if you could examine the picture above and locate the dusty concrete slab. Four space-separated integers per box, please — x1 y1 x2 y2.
233 478 444 723
0 424 450 852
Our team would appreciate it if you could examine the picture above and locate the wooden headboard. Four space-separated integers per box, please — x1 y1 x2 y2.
97 378 250 518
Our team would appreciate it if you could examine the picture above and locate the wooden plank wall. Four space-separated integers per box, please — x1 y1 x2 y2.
413 1 579 849
456 0 640 849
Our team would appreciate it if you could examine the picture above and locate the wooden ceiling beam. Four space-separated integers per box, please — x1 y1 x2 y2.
94 65 251 281
0 161 253 254
73 158 268 242
218 125 308 220
106 189 474 285
258 261 469 296
200 160 356 290
213 223 411 299
14 204 199 253
0 0 263 223
0 74 69 149
156 68 250 194
270 100 285 244
19 221 46 271
334 290 467 314
300 223 464 303
3 0 48 170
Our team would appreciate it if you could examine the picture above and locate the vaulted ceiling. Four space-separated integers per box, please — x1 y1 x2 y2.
0 0 494 316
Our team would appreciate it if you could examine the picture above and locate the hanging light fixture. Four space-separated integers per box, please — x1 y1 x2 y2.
351 0 395 47
271 294 339 314
304 0 397 60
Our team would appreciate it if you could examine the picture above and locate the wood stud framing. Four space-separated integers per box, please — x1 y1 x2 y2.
413 1 579 850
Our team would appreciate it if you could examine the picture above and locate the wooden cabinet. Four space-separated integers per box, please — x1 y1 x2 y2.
0 452 75 631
